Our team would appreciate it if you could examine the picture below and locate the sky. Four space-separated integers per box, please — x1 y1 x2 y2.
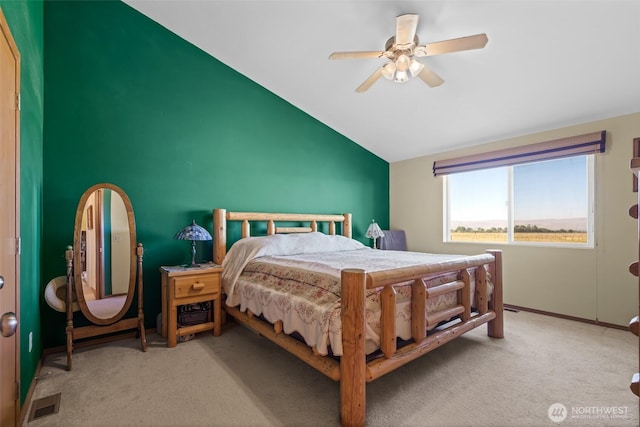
448 156 588 223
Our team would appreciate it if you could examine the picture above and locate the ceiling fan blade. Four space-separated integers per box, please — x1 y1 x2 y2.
356 68 383 93
417 66 444 87
396 14 419 47
421 33 488 56
329 51 385 60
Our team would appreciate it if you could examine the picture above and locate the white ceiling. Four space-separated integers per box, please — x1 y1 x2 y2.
124 0 640 163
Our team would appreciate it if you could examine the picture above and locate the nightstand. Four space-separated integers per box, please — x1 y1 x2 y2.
160 263 223 348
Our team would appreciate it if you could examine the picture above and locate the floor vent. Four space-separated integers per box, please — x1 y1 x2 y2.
28 392 61 422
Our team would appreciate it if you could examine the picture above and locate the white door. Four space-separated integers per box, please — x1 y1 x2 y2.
0 9 20 427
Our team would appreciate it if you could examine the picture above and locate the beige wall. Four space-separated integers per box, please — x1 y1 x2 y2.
390 112 640 326
110 193 130 295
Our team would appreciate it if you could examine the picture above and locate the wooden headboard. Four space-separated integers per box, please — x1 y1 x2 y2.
212 209 352 264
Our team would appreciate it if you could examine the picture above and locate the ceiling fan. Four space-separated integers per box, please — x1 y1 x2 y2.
329 14 488 93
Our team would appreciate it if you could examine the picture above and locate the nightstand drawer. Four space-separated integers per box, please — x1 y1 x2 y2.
174 274 220 299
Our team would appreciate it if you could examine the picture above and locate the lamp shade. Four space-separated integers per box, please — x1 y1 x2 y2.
408 59 424 78
365 220 385 239
381 56 425 83
381 61 396 80
174 220 212 267
174 220 212 241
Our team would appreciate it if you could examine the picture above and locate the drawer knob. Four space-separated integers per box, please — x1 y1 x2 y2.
192 282 205 290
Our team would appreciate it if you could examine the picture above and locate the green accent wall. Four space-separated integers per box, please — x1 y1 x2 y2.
0 0 44 403
42 0 388 349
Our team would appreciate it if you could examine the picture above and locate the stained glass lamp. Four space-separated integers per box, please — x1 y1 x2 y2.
174 220 212 267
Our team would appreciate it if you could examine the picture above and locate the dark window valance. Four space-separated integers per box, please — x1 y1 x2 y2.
433 130 606 176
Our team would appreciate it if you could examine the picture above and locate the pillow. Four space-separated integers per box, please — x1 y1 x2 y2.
226 232 363 261
222 232 365 294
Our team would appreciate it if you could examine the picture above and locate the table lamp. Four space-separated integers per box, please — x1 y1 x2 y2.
365 219 385 249
174 220 212 267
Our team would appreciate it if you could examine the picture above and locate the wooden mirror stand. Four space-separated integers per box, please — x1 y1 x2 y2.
64 183 146 371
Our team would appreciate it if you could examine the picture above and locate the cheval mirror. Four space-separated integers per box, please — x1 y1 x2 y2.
64 183 146 370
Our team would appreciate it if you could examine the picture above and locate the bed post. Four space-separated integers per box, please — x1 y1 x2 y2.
340 268 366 427
213 209 227 265
486 249 504 338
342 213 352 238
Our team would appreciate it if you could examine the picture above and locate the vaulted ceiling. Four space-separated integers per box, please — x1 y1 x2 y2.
124 1 640 162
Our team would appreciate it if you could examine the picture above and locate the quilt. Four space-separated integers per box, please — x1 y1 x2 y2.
222 233 491 355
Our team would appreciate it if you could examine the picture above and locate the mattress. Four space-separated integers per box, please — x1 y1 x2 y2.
222 232 492 356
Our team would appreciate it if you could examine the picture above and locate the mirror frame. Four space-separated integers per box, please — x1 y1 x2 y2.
73 183 137 326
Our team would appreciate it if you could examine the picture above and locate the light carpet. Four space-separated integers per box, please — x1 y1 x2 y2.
24 310 639 426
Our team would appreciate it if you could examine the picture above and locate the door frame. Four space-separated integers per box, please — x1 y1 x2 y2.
0 6 21 426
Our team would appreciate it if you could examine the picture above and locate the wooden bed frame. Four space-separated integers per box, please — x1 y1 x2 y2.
213 209 503 427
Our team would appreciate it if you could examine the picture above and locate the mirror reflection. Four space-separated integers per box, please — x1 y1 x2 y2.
76 186 134 321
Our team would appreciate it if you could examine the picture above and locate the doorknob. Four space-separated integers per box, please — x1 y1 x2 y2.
0 276 4 289
0 312 18 337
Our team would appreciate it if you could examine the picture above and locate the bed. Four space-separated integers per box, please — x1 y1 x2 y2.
213 209 503 427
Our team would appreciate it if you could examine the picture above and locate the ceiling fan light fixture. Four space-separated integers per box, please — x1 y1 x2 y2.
391 54 412 82
393 70 409 83
408 59 424 78
381 61 396 80
395 54 411 72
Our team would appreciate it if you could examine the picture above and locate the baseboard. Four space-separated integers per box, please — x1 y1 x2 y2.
504 304 627 331
19 357 42 426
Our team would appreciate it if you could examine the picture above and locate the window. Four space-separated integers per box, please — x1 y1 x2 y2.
446 167 508 243
444 155 593 246
436 131 604 246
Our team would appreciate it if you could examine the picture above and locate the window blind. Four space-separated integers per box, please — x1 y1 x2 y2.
433 130 606 176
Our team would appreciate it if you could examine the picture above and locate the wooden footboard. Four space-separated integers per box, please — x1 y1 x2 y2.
213 209 503 427
340 250 503 427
